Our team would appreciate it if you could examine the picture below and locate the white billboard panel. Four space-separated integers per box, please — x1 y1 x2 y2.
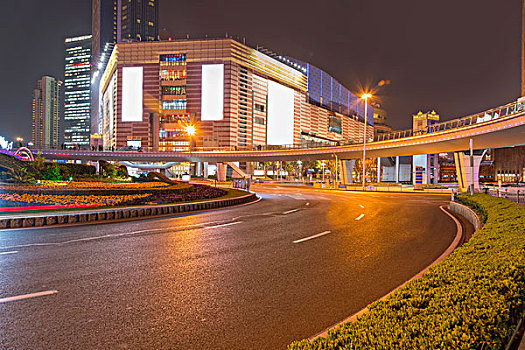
201 64 224 121
122 67 143 122
267 80 294 145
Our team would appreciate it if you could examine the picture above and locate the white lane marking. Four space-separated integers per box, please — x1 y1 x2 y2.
0 251 18 256
359 205 365 209
1 221 229 250
293 231 332 244
355 214 365 221
204 221 242 229
283 209 300 215
0 290 58 304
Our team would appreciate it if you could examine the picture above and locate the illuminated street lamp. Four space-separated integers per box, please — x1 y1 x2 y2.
16 137 23 148
184 124 197 175
361 93 372 191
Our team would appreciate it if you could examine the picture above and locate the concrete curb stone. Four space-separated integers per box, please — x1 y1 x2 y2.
1 192 257 230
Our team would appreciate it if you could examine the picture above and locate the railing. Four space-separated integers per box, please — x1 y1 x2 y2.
482 186 524 204
374 100 525 142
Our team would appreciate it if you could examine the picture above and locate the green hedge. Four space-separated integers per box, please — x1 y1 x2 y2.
289 194 525 349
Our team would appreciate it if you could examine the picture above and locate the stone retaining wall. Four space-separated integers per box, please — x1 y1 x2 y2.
448 201 482 231
0 193 257 230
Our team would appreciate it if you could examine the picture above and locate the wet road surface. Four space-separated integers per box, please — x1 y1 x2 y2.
0 185 456 349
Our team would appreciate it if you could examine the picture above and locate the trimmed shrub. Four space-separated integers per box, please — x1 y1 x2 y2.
289 194 525 349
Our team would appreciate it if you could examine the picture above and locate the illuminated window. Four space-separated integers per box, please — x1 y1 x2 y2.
162 100 187 110
160 54 186 64
161 86 186 95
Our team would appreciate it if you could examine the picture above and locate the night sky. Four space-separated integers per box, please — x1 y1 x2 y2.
0 0 521 141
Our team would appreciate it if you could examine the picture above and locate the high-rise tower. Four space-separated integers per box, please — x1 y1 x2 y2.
91 0 159 134
64 35 92 148
118 0 159 42
32 76 62 148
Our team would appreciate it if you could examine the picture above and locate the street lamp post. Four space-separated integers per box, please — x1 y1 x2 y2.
185 124 196 174
361 93 372 191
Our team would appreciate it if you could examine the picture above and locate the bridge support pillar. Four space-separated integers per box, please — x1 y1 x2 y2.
195 162 203 177
377 158 381 183
395 156 400 183
454 150 486 192
203 162 209 179
341 160 355 184
216 163 227 182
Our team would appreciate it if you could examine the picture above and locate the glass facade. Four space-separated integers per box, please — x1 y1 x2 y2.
64 35 92 147
120 0 158 42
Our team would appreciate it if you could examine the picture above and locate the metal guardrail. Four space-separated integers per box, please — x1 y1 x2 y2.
482 187 523 204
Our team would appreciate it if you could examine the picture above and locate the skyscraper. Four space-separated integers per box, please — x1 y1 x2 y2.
119 0 159 42
91 0 159 134
32 76 62 148
64 35 92 148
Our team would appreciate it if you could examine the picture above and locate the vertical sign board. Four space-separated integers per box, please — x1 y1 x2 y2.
201 64 224 121
267 80 294 145
415 166 424 190
122 67 143 122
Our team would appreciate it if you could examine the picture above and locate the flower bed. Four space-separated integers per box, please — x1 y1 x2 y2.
120 184 227 205
0 181 192 196
289 194 525 349
0 193 150 208
0 182 227 211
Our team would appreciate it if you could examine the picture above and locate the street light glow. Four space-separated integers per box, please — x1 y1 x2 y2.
361 93 372 100
185 124 196 136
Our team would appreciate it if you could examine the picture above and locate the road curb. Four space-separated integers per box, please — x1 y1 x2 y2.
310 204 471 340
0 192 257 230
448 201 482 231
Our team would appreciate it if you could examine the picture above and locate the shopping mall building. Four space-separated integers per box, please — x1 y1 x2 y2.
98 38 373 151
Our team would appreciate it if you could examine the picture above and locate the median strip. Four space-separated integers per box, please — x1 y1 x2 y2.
293 231 332 244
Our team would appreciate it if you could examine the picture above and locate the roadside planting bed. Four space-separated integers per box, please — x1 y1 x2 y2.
289 194 525 349
0 181 227 210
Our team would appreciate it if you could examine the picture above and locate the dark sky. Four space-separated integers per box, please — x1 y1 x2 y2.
0 0 522 141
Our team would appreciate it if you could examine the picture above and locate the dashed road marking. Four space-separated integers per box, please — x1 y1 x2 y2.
0 251 18 256
293 231 332 244
0 290 58 304
283 209 300 215
355 214 365 221
204 221 242 229
359 205 365 209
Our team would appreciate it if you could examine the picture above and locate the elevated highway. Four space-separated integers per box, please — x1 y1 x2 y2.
35 101 525 163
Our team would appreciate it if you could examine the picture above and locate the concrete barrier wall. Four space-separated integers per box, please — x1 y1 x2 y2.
448 201 482 231
0 192 257 230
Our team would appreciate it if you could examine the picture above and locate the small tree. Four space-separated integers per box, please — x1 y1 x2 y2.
42 165 62 181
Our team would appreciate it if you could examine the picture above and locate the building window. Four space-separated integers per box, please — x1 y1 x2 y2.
254 116 265 125
160 54 186 64
255 103 265 112
161 85 186 95
328 114 342 134
162 100 187 110
160 70 186 81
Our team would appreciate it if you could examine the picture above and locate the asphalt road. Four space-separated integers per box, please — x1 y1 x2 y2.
0 185 456 350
